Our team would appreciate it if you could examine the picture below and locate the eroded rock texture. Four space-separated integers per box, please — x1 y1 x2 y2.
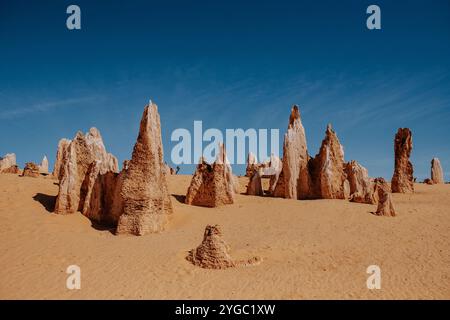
186 225 261 269
266 155 283 195
1 165 19 174
52 138 71 180
185 144 236 207
374 178 396 217
272 105 311 199
22 162 40 178
245 153 282 196
431 158 444 184
391 128 414 193
308 124 347 199
246 152 258 177
344 160 376 204
269 108 351 200
0 153 16 172
81 161 125 226
116 103 173 235
246 168 264 196
262 154 282 176
54 128 119 215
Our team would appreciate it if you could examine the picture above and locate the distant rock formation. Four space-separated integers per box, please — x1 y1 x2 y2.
0 153 16 172
54 128 119 215
262 154 282 176
22 162 40 178
186 225 261 269
431 158 444 184
272 105 311 199
308 124 347 199
185 144 237 207
52 138 71 180
269 107 354 200
391 128 414 193
423 178 434 185
185 160 215 205
217 143 240 194
39 156 49 174
246 168 263 196
344 160 376 204
116 103 173 235
1 165 19 174
244 153 282 196
265 154 283 194
245 152 258 177
374 178 396 217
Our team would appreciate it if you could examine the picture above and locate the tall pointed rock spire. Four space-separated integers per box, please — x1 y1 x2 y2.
272 105 311 199
116 102 173 235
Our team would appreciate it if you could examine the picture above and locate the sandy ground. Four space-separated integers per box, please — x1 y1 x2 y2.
0 173 449 300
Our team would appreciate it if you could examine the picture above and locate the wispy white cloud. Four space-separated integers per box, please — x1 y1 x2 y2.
153 66 450 140
0 95 104 120
265 68 450 134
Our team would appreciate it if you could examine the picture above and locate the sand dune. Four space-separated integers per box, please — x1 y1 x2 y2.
0 173 449 299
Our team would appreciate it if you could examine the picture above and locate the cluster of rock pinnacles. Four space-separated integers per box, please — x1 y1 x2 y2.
52 103 173 235
1 102 447 269
0 153 49 176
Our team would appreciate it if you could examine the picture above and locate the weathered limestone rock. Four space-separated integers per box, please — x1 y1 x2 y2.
266 155 283 195
391 128 414 193
85 128 119 173
186 225 261 269
246 168 264 196
22 162 40 178
246 152 258 177
272 105 311 199
431 158 444 184
54 128 119 215
216 143 240 193
1 165 20 174
52 138 71 180
308 124 347 199
55 133 92 214
271 169 285 197
81 161 125 226
39 156 49 174
185 144 236 207
261 154 282 177
343 179 351 199
245 153 282 195
0 153 16 172
185 160 213 205
374 178 396 217
344 160 376 204
116 103 173 235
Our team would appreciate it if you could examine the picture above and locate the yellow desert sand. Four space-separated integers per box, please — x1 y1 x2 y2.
0 173 449 299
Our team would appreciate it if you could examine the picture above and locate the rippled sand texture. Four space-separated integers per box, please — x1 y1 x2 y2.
0 173 449 299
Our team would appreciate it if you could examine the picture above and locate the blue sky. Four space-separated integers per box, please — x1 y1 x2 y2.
1 0 449 179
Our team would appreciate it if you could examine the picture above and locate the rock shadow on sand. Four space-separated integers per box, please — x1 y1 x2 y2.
33 193 56 212
172 194 186 204
90 221 116 234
